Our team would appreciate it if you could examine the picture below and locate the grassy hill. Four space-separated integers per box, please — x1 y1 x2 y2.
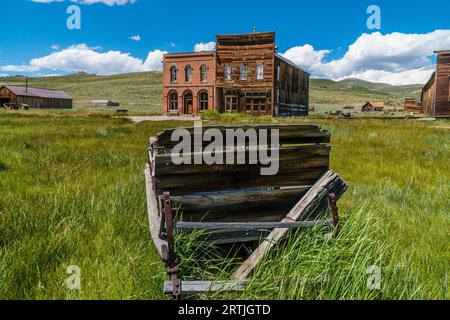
0 72 424 114
338 78 423 99
0 72 163 114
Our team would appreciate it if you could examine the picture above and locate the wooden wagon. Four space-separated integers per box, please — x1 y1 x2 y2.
145 124 347 299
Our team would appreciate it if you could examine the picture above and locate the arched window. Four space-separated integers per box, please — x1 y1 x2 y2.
168 91 178 111
224 65 232 81
199 91 209 111
185 65 192 83
170 66 177 83
200 64 208 82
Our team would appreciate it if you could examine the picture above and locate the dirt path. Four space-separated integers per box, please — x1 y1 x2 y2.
126 116 201 123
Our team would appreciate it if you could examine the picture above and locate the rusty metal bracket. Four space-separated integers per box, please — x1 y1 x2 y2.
327 193 340 231
162 192 182 300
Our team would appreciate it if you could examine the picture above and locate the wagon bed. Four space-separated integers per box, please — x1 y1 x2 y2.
144 124 347 298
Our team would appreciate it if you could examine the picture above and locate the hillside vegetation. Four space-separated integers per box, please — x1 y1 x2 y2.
0 72 424 114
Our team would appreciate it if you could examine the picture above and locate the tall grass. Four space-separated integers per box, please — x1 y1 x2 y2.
176 207 422 300
0 112 448 299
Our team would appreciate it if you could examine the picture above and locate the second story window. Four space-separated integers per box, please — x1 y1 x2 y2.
185 65 192 83
256 64 264 80
200 64 208 82
224 65 232 81
170 66 177 83
240 64 248 80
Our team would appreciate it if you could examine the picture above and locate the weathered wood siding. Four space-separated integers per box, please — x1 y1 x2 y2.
215 32 275 115
16 96 72 109
149 125 333 240
434 51 450 117
421 73 436 116
0 87 16 103
216 32 275 88
421 51 450 117
404 98 422 114
274 55 310 116
0 86 72 109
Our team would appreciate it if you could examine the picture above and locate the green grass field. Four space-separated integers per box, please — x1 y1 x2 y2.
0 110 448 300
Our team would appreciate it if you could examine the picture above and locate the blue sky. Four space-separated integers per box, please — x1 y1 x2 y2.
0 0 449 84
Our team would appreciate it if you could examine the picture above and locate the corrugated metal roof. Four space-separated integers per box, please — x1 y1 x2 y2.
3 86 73 100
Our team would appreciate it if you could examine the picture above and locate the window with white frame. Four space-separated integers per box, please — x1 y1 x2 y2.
169 91 178 110
240 64 248 80
170 66 177 83
224 65 232 81
199 91 209 111
200 64 208 82
256 64 264 80
185 65 192 82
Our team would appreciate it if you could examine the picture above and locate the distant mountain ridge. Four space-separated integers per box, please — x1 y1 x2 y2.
338 78 423 98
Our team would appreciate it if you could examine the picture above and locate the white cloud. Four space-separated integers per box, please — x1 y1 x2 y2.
194 42 216 52
335 68 436 86
32 0 136 6
282 45 330 71
0 44 166 75
282 30 450 85
51 45 60 51
130 35 141 42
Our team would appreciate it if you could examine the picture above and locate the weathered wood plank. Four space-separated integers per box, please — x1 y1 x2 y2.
171 186 311 221
156 166 328 195
144 164 167 259
154 145 330 195
233 171 348 281
156 145 331 173
155 125 330 148
174 220 332 230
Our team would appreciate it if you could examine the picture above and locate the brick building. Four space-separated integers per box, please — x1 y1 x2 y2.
162 31 310 117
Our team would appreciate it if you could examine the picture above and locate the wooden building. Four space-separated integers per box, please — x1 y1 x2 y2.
421 51 450 117
0 85 73 109
162 31 310 116
361 102 384 112
404 98 422 114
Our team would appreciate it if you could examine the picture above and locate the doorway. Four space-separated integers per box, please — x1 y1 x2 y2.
225 95 239 112
183 91 193 115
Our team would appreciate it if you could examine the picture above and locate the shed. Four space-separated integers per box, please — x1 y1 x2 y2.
0 85 73 109
361 102 384 112
421 51 450 117
404 98 422 114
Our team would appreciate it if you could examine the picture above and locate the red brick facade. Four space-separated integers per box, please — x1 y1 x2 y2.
162 32 310 117
163 52 216 116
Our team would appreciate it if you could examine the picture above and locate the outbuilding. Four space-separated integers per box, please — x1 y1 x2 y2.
421 51 450 117
361 102 384 112
0 85 73 109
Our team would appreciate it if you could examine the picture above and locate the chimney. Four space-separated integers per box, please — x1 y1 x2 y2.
253 26 257 33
